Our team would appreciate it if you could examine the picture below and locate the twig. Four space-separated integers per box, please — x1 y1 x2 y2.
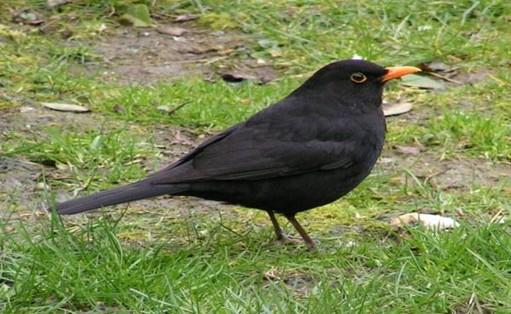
165 101 191 116
428 72 463 84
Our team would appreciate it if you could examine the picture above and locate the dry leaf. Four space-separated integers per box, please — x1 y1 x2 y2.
263 269 281 281
220 71 256 83
270 48 282 58
42 102 90 113
390 213 459 230
19 106 35 113
174 14 199 22
396 145 420 155
35 182 50 191
383 102 412 117
157 26 187 37
47 0 70 8
182 44 219 54
12 10 44 26
419 61 453 73
400 74 445 90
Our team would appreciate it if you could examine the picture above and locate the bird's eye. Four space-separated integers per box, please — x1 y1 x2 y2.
350 72 367 84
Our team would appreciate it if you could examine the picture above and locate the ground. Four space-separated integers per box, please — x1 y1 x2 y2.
0 1 510 313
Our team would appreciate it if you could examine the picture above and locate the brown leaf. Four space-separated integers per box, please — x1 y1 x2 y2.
419 61 454 73
12 10 44 26
263 269 281 282
42 102 90 113
181 44 219 54
174 14 199 22
35 182 50 191
383 102 412 117
396 145 420 155
156 26 187 37
220 71 256 83
47 0 70 8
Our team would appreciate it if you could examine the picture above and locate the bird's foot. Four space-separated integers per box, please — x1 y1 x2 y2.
276 233 303 245
275 233 317 251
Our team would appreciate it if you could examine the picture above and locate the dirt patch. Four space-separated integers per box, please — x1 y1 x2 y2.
0 105 99 134
90 25 278 85
378 148 511 190
151 125 200 166
0 156 45 213
263 268 316 296
451 294 493 314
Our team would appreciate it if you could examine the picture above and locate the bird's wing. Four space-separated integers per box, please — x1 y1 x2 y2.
149 117 373 183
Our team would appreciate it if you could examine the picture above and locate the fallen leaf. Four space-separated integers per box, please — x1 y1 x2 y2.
263 269 281 281
181 44 219 54
220 71 256 83
19 106 35 113
174 14 199 22
98 24 107 32
270 48 283 58
419 61 453 73
383 102 412 117
47 0 70 8
119 4 153 27
390 213 459 230
156 105 173 112
35 182 50 191
12 9 44 26
157 26 187 37
400 74 445 90
217 48 236 56
396 145 420 155
257 39 277 49
42 102 90 113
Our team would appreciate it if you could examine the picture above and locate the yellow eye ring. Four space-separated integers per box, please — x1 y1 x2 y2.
350 72 367 83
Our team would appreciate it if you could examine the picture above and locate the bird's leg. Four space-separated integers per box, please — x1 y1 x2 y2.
267 211 302 244
284 214 316 250
267 211 286 240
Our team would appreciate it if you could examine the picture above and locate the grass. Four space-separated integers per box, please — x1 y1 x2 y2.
1 0 510 312
1 216 510 312
1 128 155 189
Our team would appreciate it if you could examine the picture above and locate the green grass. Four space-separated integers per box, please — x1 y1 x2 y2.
1 128 155 189
1 216 510 312
1 0 511 312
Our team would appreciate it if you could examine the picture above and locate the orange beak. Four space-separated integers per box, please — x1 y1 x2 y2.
381 66 421 82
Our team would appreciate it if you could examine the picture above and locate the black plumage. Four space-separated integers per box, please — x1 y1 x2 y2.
55 59 420 249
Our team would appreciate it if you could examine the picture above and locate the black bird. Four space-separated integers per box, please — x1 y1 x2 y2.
55 59 419 249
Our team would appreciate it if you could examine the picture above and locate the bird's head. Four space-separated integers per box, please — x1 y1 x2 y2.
295 59 420 113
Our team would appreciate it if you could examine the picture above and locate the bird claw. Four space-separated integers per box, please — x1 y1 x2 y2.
275 234 317 251
276 234 303 245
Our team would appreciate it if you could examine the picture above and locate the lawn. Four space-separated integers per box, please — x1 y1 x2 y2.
1 0 510 312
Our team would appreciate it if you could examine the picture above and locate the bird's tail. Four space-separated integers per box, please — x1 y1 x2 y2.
54 180 186 215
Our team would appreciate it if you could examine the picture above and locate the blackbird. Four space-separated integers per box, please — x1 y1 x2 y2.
55 59 419 249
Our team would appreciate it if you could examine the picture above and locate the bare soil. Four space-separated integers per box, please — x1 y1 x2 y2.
378 149 511 190
89 24 278 84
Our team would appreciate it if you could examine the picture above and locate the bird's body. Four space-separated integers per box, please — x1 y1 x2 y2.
55 60 419 249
